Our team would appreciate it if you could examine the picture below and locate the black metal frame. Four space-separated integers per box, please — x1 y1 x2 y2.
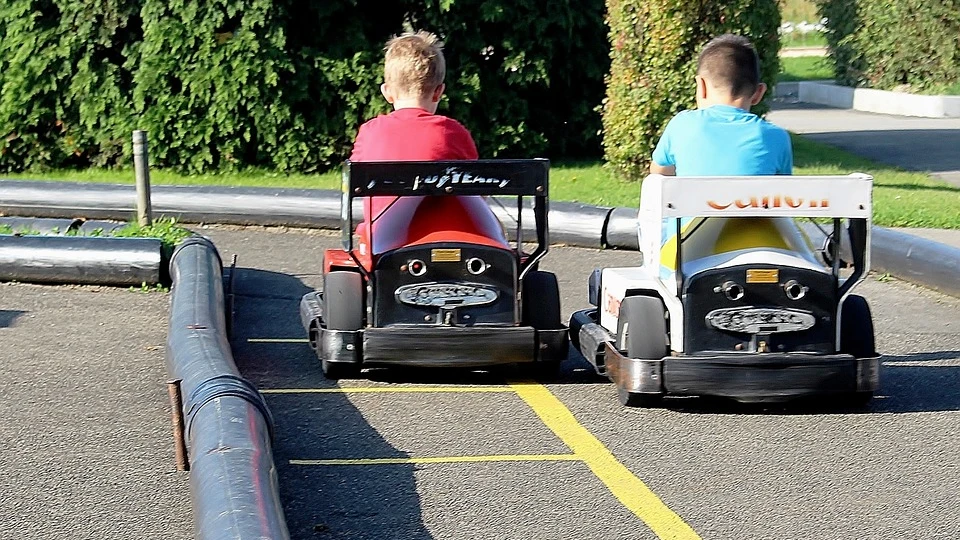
673 216 869 297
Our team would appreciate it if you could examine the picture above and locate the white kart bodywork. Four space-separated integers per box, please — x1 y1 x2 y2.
598 174 874 354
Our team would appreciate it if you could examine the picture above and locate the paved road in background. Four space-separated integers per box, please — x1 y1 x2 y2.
768 101 960 187
217 226 958 540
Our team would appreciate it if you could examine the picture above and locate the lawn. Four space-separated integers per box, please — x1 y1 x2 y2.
780 31 827 49
778 56 833 82
4 135 959 229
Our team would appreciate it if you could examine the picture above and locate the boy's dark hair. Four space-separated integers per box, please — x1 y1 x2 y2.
696 34 761 98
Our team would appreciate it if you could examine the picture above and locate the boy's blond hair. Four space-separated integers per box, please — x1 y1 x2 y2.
383 31 446 99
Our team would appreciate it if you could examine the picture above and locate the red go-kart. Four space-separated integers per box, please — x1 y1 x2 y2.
300 159 568 378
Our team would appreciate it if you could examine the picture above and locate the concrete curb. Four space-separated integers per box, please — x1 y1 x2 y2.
2 180 957 298
776 80 960 118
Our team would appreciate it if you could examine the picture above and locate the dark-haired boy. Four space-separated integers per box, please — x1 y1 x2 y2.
651 34 792 176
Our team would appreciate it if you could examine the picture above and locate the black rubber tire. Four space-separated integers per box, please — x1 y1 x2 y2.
522 271 562 329
323 271 364 331
617 386 663 407
616 295 669 359
839 294 875 358
321 357 361 380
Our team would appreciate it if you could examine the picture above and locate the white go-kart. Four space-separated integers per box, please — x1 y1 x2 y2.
569 174 879 406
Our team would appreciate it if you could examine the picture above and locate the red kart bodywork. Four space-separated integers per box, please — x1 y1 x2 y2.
323 195 508 274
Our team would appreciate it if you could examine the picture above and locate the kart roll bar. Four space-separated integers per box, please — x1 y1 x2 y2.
340 159 550 274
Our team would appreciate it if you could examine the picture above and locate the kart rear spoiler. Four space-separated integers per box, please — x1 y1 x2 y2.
341 159 550 276
343 159 549 198
640 173 874 300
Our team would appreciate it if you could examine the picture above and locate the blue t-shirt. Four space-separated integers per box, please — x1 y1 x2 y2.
652 105 792 175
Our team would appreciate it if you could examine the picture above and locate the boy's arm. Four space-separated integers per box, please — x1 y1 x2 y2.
349 123 369 161
778 129 793 174
650 162 676 176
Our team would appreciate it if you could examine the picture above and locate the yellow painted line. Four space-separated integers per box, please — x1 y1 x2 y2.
261 386 515 394
510 381 701 540
247 338 310 343
291 453 580 466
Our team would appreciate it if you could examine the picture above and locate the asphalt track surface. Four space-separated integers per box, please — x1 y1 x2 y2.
2 225 959 539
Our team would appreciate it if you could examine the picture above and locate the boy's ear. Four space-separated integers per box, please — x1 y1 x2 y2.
750 82 767 106
695 75 708 102
380 83 395 104
430 83 445 103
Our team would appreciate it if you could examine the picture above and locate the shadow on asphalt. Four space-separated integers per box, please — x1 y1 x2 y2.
0 309 26 328
228 267 433 539
223 268 612 537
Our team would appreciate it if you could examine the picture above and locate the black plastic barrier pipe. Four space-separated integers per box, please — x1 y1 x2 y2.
0 235 161 285
166 237 289 540
5 180 960 298
0 180 342 228
0 181 612 245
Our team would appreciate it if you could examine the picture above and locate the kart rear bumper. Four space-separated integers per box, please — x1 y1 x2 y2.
302 291 567 369
570 308 879 402
316 324 567 369
605 345 879 401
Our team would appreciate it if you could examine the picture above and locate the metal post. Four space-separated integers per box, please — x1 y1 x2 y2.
133 130 153 226
167 379 189 471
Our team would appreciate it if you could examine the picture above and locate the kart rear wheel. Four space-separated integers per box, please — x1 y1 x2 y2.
522 271 562 329
616 296 668 407
839 295 875 358
323 271 363 331
617 295 669 360
520 271 563 377
617 386 662 407
321 357 361 380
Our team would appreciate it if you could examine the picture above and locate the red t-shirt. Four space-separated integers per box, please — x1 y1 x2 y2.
350 107 478 162
348 108 505 254
350 107 479 226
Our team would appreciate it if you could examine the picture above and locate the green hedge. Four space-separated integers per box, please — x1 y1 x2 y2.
601 0 781 180
0 1 139 171
0 0 608 173
818 0 960 93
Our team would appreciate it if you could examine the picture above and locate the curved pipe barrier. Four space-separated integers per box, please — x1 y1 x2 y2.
0 235 161 285
603 207 641 250
166 236 289 539
0 180 342 228
4 180 960 298
487 200 611 248
871 227 960 299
